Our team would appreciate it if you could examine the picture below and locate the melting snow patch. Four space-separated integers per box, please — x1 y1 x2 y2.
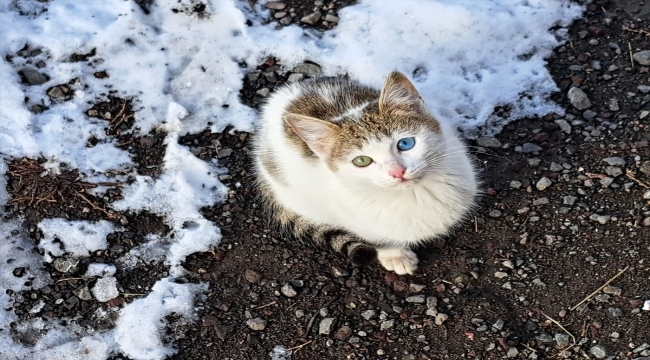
85 263 117 278
38 219 114 260
91 277 120 303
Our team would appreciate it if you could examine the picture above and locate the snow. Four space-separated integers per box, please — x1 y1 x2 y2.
0 0 583 359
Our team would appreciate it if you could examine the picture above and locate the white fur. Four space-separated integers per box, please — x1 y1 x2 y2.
255 79 477 260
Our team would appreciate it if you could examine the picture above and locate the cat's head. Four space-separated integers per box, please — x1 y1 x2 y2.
285 71 472 190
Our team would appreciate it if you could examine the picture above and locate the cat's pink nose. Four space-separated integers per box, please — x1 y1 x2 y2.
389 166 406 179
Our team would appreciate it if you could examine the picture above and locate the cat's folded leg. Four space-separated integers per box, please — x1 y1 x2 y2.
376 247 418 275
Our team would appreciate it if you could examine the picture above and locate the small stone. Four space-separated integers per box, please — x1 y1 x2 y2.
380 319 395 330
91 277 119 302
361 310 377 320
287 73 304 82
568 87 591 110
590 345 608 359
531 278 546 287
47 86 66 100
476 137 502 148
583 109 598 120
588 39 599 46
555 119 572 134
507 348 519 358
255 88 270 97
605 307 623 318
434 313 448 325
334 326 351 340
300 11 322 25
555 333 570 347
633 50 650 66
409 283 425 293
640 161 650 176
494 271 508 279
246 318 267 331
639 85 650 94
53 258 78 273
563 196 577 205
280 284 297 298
607 98 619 111
488 210 502 218
331 266 349 278
292 63 322 77
600 177 614 188
536 177 552 191
426 296 438 310
244 270 263 283
324 14 339 23
589 214 611 225
73 286 92 301
264 1 286 10
217 148 233 158
492 319 505 330
405 295 426 303
602 157 625 166
605 166 623 177
510 180 522 189
19 68 48 85
522 143 543 153
643 190 650 200
279 16 292 25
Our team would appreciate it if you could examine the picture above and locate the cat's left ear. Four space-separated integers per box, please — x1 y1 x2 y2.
379 71 428 115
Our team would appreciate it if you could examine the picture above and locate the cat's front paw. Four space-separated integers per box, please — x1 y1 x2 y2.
377 248 418 275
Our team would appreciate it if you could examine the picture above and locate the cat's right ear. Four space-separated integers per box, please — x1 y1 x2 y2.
379 71 428 115
285 113 337 157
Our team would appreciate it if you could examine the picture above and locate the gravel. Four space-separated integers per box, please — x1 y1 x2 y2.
567 87 592 110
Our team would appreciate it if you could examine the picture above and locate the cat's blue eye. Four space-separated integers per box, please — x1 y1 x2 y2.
397 137 415 151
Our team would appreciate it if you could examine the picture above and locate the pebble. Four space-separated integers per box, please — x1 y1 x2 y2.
536 177 552 191
280 284 297 298
264 1 286 10
53 258 78 273
568 87 592 110
380 319 395 330
633 50 650 65
602 157 625 166
492 319 505 330
640 161 650 176
506 348 519 358
607 98 619 111
488 210 502 218
590 345 608 359
91 277 119 302
331 266 349 278
588 39 599 46
426 296 438 310
287 73 304 82
217 148 233 158
522 143 543 153
361 310 377 320
563 196 577 205
324 14 339 23
334 325 351 340
405 295 426 303
605 307 622 318
244 269 263 283
510 180 522 189
73 285 93 301
555 333 570 347
476 137 502 148
300 11 322 25
605 166 622 177
643 190 650 200
247 318 267 331
20 68 48 85
47 85 70 100
494 271 508 279
434 313 448 325
292 63 322 77
555 119 572 133
639 85 650 94
279 16 292 25
583 109 598 120
590 214 611 224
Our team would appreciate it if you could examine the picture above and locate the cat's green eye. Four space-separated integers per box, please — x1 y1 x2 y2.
352 156 373 167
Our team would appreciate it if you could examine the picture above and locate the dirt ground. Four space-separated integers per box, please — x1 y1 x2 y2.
3 0 650 359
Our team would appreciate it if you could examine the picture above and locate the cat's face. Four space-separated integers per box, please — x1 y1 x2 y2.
286 71 453 190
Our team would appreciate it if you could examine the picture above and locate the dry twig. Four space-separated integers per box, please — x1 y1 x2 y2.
626 170 650 189
287 340 313 353
622 26 650 37
541 312 576 345
253 301 277 310
570 265 630 310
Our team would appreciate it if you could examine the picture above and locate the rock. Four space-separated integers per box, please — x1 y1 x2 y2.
492 319 505 330
633 50 650 65
334 325 351 340
590 214 611 225
555 333 570 347
324 14 339 23
603 285 621 296
246 318 267 331
426 296 438 310
287 73 304 82
536 177 552 191
53 258 78 273
600 177 614 188
488 210 502 218
644 190 650 200
510 180 522 189
279 16 292 25
255 88 270 97
602 157 625 166
640 161 650 176
607 98 619 111
590 345 608 359
643 217 650 227
522 143 543 153
300 11 322 25
244 269 263 283
405 295 425 303
91 277 119 302
19 68 48 85
563 196 577 205
434 313 448 325
476 137 502 148
73 285 93 301
361 310 377 320
319 318 335 334
47 86 67 100
639 85 650 94
280 284 297 298
568 87 591 110
264 1 286 10
531 278 546 287
605 166 622 177
331 266 349 278
292 63 322 77
555 119 572 134
380 319 395 330
506 348 519 358
583 109 598 120
606 307 623 318
217 148 233 158
494 271 508 279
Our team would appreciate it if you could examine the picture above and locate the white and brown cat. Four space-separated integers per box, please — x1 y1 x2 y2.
253 71 477 275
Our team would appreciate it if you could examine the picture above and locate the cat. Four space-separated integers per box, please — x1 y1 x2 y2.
252 71 478 275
